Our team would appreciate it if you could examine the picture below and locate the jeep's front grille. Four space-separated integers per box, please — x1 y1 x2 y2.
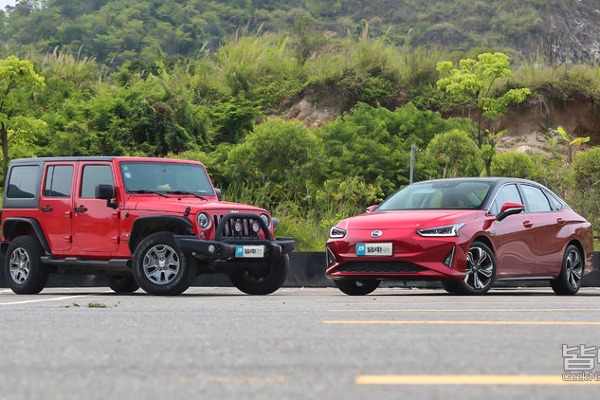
337 261 426 274
213 214 260 239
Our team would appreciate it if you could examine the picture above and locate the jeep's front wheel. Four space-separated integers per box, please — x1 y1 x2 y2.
230 254 289 295
132 232 195 296
4 236 48 294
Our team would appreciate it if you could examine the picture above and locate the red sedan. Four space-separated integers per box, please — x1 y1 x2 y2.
326 178 593 295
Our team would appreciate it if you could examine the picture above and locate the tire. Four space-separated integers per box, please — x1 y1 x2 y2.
447 241 496 295
4 236 48 295
132 232 196 296
334 279 380 296
107 273 140 294
230 254 289 295
551 244 583 296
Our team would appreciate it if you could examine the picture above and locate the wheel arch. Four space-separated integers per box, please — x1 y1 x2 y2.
471 235 495 255
128 216 194 253
2 218 50 255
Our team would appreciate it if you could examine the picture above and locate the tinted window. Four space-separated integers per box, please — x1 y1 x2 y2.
489 184 522 215
6 166 39 198
521 185 552 212
44 165 73 197
378 181 492 211
545 191 564 211
81 165 114 198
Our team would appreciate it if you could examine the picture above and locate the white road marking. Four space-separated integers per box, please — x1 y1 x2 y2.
0 295 88 306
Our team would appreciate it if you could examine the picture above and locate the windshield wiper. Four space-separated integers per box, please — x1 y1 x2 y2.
128 189 168 198
166 190 206 200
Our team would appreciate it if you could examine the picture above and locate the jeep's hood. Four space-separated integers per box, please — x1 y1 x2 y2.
123 196 268 215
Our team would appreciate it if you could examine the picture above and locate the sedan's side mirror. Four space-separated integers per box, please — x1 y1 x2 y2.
496 202 524 221
366 205 379 213
95 184 117 209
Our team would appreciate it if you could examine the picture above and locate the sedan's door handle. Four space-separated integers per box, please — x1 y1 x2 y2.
40 206 53 212
523 221 533 228
556 218 566 224
74 206 88 213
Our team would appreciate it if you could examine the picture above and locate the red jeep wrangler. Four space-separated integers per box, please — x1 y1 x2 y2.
1 157 295 295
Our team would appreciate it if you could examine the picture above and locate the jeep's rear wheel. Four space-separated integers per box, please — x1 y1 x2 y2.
132 232 195 296
4 236 48 294
230 254 289 295
107 273 140 294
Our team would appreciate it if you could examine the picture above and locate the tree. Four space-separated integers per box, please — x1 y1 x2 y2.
490 151 535 179
436 53 530 176
557 125 590 164
0 56 46 180
426 129 483 178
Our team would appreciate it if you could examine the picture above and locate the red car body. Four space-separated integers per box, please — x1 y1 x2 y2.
326 178 593 295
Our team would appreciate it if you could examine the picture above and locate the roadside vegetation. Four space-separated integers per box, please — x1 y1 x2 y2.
1 1 600 250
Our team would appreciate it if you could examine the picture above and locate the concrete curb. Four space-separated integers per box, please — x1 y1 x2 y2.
0 252 598 288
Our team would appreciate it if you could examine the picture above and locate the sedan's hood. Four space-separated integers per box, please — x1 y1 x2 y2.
338 210 481 230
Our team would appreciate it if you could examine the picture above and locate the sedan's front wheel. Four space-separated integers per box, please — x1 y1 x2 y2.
443 242 496 295
334 279 380 296
550 244 583 296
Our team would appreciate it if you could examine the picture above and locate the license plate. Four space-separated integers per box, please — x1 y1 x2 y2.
235 245 265 258
356 242 393 256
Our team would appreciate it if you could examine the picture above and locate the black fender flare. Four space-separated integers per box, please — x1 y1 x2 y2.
128 215 194 253
2 218 51 255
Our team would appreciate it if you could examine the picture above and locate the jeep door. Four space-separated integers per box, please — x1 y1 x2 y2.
39 163 75 252
71 163 120 253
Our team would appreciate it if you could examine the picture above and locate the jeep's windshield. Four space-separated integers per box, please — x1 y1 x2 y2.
120 161 215 196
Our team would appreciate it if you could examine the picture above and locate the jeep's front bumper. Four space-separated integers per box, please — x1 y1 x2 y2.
173 212 295 262
173 236 295 261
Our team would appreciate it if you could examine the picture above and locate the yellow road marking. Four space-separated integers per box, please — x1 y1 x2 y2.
329 308 600 313
356 375 600 385
324 320 600 325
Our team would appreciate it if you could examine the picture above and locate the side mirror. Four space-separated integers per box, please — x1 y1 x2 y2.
214 188 222 201
95 184 117 209
496 202 524 221
366 205 378 213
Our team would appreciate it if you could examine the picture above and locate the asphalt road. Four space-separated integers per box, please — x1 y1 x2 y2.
1 286 600 399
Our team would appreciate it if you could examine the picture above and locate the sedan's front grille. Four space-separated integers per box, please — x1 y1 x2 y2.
338 262 426 274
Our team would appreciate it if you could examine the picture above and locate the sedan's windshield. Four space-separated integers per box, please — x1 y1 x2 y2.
120 162 215 196
377 180 492 211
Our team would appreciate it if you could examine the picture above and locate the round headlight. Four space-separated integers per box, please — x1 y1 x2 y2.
233 220 243 234
260 213 271 227
197 212 211 229
251 221 261 233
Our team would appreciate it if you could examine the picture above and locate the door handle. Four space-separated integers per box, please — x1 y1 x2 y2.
40 206 53 212
556 218 566 224
74 206 88 212
523 221 533 228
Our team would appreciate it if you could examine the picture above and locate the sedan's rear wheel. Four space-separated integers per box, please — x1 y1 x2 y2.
445 242 496 295
334 279 380 296
551 244 583 296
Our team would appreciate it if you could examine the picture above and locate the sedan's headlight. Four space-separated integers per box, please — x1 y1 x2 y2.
197 212 211 229
329 226 347 239
417 223 465 237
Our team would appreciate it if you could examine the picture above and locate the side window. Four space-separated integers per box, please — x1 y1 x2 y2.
44 165 74 197
545 191 564 211
521 185 552 213
81 165 114 198
6 165 39 198
489 184 522 215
